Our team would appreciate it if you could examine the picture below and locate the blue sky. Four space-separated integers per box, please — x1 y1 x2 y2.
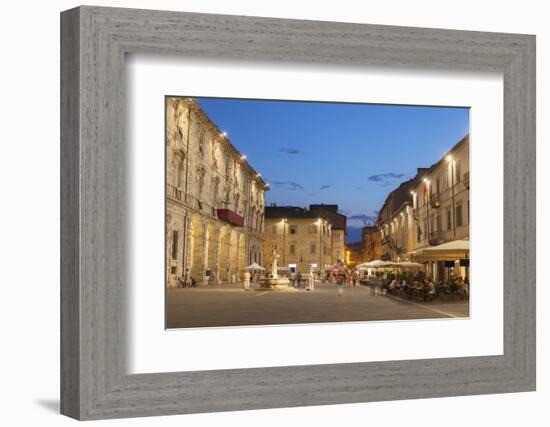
194 97 469 243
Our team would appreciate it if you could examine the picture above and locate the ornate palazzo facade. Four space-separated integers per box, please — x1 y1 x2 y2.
166 97 267 287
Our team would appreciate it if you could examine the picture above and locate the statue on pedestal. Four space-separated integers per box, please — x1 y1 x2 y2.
271 248 280 279
258 248 290 290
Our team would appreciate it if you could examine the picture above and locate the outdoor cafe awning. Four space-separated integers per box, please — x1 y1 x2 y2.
410 239 470 262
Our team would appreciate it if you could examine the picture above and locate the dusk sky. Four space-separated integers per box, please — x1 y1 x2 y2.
194 97 469 243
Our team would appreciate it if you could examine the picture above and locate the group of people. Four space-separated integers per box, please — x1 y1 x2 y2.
384 273 469 301
289 271 316 291
387 277 437 301
176 269 197 288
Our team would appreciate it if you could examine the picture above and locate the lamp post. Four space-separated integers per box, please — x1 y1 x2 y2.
318 218 323 272
424 178 430 241
447 155 457 239
282 218 287 266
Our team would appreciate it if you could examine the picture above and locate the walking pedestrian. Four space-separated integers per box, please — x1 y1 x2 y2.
337 273 345 296
308 270 315 291
243 270 251 291
184 268 191 288
290 271 296 288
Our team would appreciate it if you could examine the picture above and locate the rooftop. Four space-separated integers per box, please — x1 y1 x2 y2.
265 204 347 230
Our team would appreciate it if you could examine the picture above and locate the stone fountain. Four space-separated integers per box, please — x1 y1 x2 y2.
258 249 290 290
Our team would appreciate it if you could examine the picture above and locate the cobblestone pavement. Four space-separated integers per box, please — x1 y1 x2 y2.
166 282 470 328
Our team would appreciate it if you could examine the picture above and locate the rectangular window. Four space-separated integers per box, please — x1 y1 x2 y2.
171 231 178 260
446 207 452 230
289 225 297 234
456 160 462 183
456 201 463 227
289 244 296 255
271 224 277 234
310 243 316 254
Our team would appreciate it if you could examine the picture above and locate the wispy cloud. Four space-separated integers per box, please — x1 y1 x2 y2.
368 172 406 182
279 147 304 155
319 184 332 190
368 172 407 186
273 181 304 191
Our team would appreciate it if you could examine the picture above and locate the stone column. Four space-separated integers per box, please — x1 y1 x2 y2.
184 213 193 280
166 221 173 287
226 229 232 282
213 223 221 284
201 220 209 285
235 232 240 282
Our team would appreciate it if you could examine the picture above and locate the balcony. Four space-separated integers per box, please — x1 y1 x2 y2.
428 230 445 246
216 209 244 227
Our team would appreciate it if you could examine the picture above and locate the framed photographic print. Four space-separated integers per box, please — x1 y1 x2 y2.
61 5 536 420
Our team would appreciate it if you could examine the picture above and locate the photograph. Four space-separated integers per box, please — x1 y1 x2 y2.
165 96 470 328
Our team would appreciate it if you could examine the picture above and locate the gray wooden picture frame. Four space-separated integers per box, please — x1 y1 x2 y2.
60 5 536 420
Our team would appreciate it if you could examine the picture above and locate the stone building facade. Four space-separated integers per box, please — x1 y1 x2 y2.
309 204 346 264
361 225 383 262
166 97 268 287
263 205 346 274
375 134 470 281
377 176 420 261
410 134 470 279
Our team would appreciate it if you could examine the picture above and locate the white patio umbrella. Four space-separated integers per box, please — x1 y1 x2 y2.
362 259 394 268
244 262 265 271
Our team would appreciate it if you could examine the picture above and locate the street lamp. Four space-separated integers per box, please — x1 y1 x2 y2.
447 155 456 238
424 178 431 240
318 218 323 271
282 218 287 265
